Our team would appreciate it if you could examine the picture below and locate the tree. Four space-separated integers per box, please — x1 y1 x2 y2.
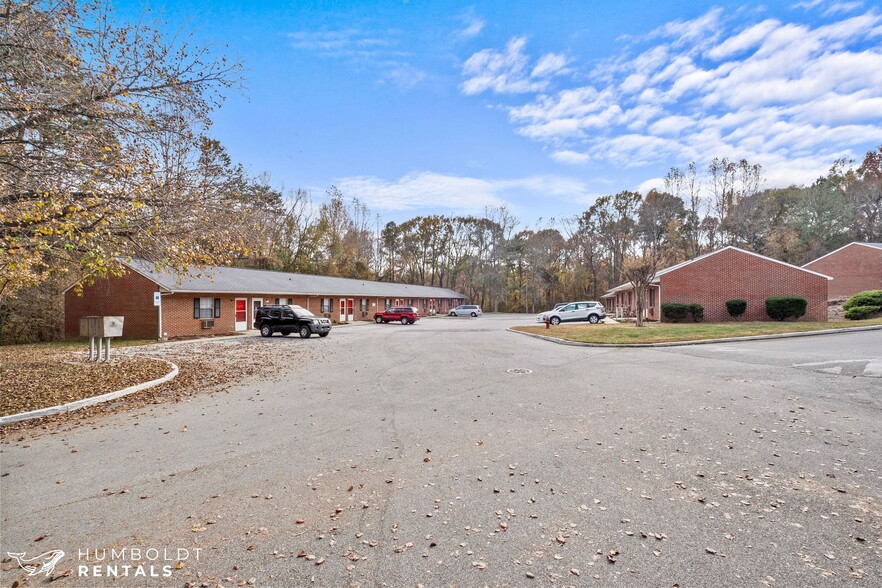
1 0 242 297
581 191 641 288
665 162 703 257
848 146 882 242
620 251 662 328
794 177 855 259
637 190 686 260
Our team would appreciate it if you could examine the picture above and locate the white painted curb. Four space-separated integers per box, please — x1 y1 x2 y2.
0 359 179 426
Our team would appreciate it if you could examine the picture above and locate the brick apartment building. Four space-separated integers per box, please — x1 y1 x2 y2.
603 246 831 322
802 242 882 299
64 260 465 339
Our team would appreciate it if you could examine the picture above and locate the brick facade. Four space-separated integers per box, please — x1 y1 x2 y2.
64 270 159 339
65 268 465 340
603 247 830 322
803 243 882 299
659 248 829 322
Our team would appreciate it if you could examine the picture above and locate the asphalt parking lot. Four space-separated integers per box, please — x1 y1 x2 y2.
1 314 880 587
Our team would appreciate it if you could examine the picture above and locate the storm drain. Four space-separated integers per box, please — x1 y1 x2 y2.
506 368 533 375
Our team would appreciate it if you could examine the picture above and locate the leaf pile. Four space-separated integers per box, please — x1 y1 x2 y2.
0 346 170 416
0 337 296 436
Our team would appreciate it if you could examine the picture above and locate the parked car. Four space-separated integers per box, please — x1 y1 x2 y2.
254 305 332 338
449 304 483 317
537 301 606 325
374 306 420 325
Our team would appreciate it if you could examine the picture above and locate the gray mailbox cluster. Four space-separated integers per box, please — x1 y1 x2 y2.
80 316 124 362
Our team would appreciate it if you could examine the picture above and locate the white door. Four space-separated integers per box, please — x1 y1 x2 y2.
234 298 248 331
252 298 263 327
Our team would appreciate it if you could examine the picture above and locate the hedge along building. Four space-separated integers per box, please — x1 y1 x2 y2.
64 259 466 339
802 242 882 299
602 246 832 322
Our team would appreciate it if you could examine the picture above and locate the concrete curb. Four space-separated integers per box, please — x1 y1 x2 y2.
507 324 882 348
0 359 179 426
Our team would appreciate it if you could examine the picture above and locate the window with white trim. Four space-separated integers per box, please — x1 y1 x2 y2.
321 298 332 313
275 297 291 305
360 298 369 312
193 297 220 319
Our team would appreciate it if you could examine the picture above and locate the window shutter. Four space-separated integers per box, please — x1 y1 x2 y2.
193 298 200 319
275 298 279 304
214 298 221 318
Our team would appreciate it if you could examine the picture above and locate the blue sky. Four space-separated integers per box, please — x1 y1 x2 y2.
118 0 882 226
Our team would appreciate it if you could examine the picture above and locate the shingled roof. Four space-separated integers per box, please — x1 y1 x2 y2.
124 259 465 299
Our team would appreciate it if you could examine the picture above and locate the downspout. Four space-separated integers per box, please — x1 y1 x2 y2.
159 291 173 340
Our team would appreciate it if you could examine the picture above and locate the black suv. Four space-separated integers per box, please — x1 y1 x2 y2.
253 305 332 338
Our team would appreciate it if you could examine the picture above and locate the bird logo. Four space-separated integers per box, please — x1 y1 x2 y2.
6 550 66 576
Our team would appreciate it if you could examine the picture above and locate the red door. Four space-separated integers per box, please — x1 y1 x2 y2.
234 298 247 331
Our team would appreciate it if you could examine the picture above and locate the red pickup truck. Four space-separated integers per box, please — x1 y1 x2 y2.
374 306 420 325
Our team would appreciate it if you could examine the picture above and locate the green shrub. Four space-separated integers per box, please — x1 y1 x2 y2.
661 302 690 321
726 299 747 319
843 305 881 320
688 304 704 322
765 297 807 321
843 290 882 310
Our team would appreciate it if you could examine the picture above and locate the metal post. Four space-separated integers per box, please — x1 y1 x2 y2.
104 337 111 362
88 337 95 361
96 337 103 362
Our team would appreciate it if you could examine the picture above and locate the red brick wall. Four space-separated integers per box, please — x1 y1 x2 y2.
803 243 882 299
64 271 159 339
659 248 829 322
67 270 466 339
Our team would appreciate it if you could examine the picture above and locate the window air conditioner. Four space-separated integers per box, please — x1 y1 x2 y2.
201 319 215 329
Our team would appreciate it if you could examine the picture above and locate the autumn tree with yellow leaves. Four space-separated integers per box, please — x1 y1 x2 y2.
1 0 244 298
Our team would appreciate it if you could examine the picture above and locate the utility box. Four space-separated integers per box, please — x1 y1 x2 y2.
79 316 124 338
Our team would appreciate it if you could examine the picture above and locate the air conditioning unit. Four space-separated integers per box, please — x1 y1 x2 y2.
201 319 215 329
361 311 368 317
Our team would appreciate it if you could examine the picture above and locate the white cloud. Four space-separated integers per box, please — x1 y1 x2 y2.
531 53 570 78
463 6 882 189
638 177 665 194
288 29 393 55
707 19 780 59
823 2 864 16
792 0 824 9
288 27 426 90
460 37 569 95
551 150 591 165
648 115 695 135
459 14 485 39
334 171 596 213
649 7 724 47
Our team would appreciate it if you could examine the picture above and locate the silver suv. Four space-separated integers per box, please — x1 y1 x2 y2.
449 304 482 317
537 301 605 325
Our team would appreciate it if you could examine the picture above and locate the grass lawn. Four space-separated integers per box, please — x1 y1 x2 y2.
512 318 882 345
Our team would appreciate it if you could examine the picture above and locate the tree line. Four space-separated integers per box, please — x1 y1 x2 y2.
235 148 880 318
2 1 880 341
